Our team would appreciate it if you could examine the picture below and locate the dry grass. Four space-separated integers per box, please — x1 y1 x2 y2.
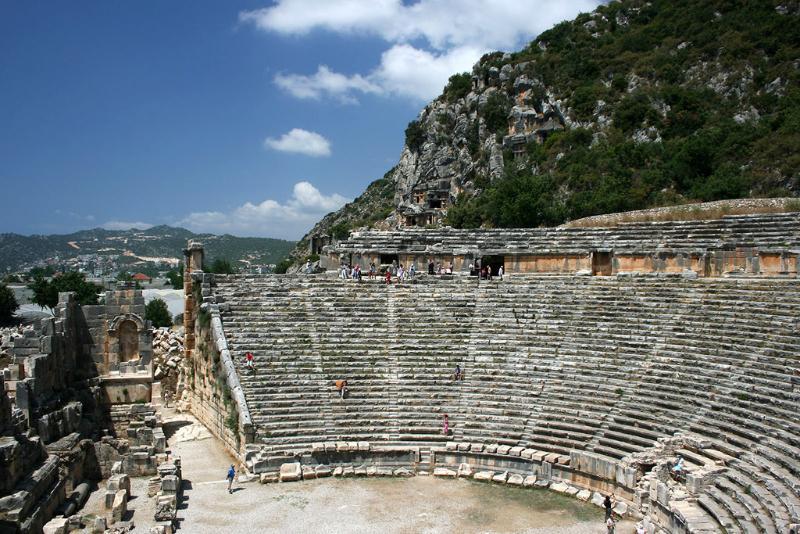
565 198 800 228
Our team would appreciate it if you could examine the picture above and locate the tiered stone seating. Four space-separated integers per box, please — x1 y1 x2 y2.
333 212 800 254
214 273 800 533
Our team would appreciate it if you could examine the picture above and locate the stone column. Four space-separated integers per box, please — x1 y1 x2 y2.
183 241 204 360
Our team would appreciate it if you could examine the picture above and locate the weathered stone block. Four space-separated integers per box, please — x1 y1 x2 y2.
108 474 131 497
315 465 332 478
509 446 524 457
433 467 457 478
111 489 127 524
496 445 511 455
457 463 473 478
259 472 278 484
473 470 494 482
577 489 592 501
42 517 68 534
492 471 508 483
507 473 524 486
279 462 302 482
302 466 317 480
161 475 180 493
523 475 537 487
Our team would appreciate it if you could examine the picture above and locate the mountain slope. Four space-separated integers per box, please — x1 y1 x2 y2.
292 0 800 258
0 226 295 272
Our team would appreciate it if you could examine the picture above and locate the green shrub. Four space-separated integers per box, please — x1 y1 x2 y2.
207 258 237 274
443 72 472 102
145 298 173 328
405 120 426 153
330 222 350 240
273 259 292 274
0 284 19 325
482 93 511 133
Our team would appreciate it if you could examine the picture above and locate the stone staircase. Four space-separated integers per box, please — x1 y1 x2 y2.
214 273 800 533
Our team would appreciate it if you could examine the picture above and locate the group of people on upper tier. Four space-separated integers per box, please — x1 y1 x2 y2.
332 259 506 281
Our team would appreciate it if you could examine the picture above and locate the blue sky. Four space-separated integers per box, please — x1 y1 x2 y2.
0 1 601 240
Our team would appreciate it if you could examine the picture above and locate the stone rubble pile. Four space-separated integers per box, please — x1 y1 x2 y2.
151 328 185 397
0 325 34 363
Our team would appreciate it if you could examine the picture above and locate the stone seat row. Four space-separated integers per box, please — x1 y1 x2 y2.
213 274 800 533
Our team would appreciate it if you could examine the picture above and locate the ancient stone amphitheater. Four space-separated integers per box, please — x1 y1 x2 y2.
184 213 800 534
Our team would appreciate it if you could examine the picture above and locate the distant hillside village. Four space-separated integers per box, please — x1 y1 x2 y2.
0 225 296 284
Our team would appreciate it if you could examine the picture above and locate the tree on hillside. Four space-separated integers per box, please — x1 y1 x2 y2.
166 263 184 289
28 271 102 309
27 266 56 280
145 298 173 328
208 258 237 274
0 284 19 324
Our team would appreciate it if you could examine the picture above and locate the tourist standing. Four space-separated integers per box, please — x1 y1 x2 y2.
409 264 415 279
397 265 404 284
606 517 615 534
226 464 236 494
335 379 349 399
369 262 376 279
305 260 312 274
428 259 435 275
603 495 615 521
442 413 449 436
385 270 392 285
498 265 504 280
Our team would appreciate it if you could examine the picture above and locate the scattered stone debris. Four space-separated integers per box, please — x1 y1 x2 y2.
151 328 185 400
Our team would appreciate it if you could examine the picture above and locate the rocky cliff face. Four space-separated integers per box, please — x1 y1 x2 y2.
292 0 800 260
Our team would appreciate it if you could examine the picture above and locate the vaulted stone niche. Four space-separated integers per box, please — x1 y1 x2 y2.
107 313 147 371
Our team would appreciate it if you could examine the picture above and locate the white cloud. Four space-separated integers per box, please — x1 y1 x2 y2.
102 221 154 231
372 44 483 101
176 181 349 240
242 0 603 102
274 66 381 104
240 0 601 51
264 128 332 156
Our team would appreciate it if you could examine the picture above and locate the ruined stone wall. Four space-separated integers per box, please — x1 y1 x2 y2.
184 309 247 457
0 287 158 532
181 243 253 459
